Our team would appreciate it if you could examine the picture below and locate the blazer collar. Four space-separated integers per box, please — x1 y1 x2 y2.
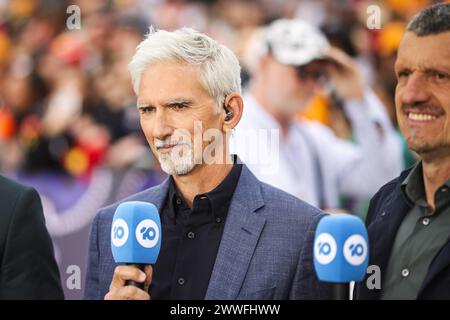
368 187 411 272
141 178 170 212
364 171 412 299
205 165 266 299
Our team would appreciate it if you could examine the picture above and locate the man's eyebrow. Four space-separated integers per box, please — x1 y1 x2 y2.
137 102 154 109
162 98 194 107
424 65 450 74
137 98 194 109
394 63 450 74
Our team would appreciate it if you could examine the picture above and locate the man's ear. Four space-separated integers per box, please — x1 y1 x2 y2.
222 93 243 131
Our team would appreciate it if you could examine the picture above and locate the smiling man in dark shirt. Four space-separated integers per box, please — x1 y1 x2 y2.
355 3 450 300
84 27 332 300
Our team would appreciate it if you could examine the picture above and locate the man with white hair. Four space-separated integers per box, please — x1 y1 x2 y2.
231 19 403 210
84 27 332 300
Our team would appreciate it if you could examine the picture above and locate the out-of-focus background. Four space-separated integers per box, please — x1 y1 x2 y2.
0 0 445 299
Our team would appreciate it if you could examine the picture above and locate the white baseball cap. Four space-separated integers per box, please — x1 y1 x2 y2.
264 19 330 66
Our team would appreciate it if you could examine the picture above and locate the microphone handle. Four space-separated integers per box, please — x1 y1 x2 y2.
125 264 145 290
333 283 349 300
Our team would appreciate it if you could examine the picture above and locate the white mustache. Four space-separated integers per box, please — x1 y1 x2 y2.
154 139 191 150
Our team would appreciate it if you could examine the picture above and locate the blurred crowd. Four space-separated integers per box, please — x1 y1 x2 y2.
0 0 438 177
0 0 446 233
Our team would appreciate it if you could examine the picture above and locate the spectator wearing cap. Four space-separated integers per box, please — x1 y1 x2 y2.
231 19 403 211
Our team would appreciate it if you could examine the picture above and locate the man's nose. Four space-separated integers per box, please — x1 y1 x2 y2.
400 72 430 106
151 109 173 140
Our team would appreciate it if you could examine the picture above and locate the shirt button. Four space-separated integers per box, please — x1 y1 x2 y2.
187 231 195 239
176 198 182 205
177 277 185 286
216 217 222 223
401 269 409 278
380 211 386 217
422 218 430 226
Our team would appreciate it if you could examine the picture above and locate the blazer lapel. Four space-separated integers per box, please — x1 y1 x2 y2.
364 186 411 299
142 177 170 212
205 166 266 300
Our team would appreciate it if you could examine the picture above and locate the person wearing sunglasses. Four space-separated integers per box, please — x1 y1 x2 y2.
231 19 403 212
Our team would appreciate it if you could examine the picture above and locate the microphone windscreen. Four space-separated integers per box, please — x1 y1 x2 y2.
313 214 369 283
111 201 161 265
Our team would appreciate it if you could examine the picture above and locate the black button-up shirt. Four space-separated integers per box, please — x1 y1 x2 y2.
149 163 243 299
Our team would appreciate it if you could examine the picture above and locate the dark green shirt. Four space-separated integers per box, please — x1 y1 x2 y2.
381 162 450 300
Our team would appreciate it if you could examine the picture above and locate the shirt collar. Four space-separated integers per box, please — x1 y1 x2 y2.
401 161 450 210
166 156 243 220
401 162 426 206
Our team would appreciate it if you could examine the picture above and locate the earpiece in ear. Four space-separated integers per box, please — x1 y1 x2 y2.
225 109 233 121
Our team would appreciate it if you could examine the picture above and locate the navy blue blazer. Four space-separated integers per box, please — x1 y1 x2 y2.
354 168 450 299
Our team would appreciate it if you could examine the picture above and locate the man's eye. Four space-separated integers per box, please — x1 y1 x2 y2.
170 103 187 110
139 106 155 114
397 69 411 78
431 71 448 80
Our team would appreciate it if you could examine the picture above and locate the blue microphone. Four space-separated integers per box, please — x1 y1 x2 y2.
111 201 161 289
313 214 369 299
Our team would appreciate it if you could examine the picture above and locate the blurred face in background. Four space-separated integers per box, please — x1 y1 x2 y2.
2 75 35 113
137 62 225 176
395 31 450 160
261 56 326 118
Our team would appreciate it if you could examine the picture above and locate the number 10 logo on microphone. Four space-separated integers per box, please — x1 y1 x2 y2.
136 219 160 248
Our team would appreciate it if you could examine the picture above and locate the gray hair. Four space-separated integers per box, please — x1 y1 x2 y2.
128 26 242 113
407 3 450 36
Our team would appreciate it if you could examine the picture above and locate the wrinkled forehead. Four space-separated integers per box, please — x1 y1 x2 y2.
396 31 450 69
137 62 212 105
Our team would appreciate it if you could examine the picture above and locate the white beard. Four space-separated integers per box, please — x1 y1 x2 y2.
155 140 196 176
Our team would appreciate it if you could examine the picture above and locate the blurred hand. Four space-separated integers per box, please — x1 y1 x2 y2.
324 46 365 100
104 265 153 300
